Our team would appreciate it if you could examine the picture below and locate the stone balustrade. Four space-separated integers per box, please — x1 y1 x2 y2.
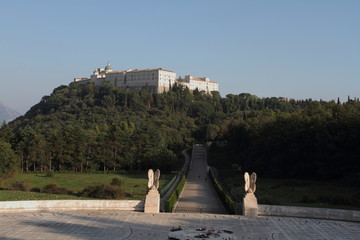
0 200 144 213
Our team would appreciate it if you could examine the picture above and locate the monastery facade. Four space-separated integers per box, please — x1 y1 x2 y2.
74 62 219 93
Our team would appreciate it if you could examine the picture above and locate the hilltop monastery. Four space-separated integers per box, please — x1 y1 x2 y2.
74 62 219 94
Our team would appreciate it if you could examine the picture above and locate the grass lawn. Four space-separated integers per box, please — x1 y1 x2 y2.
218 169 360 211
0 172 174 201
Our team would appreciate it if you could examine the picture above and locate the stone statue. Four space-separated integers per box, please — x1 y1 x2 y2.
147 169 160 190
244 172 250 192
148 169 154 189
145 169 161 213
243 172 258 217
244 172 257 194
154 169 160 190
250 172 257 193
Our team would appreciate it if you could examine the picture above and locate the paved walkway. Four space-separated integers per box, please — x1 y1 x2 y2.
0 211 359 239
174 145 226 214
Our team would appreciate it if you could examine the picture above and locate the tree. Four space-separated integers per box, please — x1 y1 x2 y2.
0 122 14 143
0 140 17 177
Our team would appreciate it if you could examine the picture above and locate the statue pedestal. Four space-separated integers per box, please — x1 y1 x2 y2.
144 189 160 213
243 193 258 217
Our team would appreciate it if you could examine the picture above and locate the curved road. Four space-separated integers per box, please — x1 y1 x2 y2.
174 145 226 214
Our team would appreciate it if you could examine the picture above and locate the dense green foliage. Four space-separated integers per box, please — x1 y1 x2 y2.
0 140 17 177
4 83 198 173
209 98 360 186
0 82 359 187
165 175 186 212
208 167 236 214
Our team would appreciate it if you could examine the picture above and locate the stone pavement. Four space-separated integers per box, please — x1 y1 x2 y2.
175 146 226 214
0 211 359 239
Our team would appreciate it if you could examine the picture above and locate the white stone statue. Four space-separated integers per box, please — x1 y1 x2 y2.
148 169 154 189
244 172 257 194
147 169 160 190
244 172 250 192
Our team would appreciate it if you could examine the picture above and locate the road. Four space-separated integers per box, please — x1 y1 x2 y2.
174 145 227 214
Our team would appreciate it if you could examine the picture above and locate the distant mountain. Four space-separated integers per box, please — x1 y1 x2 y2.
0 102 21 123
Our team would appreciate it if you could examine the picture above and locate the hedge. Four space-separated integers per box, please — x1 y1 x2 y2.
209 168 236 214
165 175 187 212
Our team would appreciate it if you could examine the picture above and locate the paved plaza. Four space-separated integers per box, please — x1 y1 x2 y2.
0 211 359 239
175 146 226 214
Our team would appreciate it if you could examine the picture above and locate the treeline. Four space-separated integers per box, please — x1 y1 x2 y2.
209 99 360 186
0 81 359 186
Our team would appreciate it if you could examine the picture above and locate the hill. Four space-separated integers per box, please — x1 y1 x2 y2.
1 82 359 186
0 102 20 123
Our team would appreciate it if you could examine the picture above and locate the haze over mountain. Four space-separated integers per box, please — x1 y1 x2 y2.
0 102 21 123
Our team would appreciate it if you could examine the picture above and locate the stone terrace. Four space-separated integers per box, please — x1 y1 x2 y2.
0 211 359 239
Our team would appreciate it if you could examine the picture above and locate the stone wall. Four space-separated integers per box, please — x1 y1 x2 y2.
259 204 360 222
160 148 191 211
0 200 144 213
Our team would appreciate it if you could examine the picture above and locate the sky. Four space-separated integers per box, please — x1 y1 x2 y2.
0 0 359 114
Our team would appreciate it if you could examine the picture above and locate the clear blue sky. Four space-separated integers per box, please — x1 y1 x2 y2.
1 0 359 113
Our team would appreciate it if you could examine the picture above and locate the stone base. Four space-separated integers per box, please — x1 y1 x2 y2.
144 189 160 213
243 193 258 217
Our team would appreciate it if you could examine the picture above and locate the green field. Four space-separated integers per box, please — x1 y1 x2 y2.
219 170 360 211
0 172 173 201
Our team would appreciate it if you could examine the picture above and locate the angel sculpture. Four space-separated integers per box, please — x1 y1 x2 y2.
244 172 257 194
148 169 154 189
147 169 161 190
154 169 160 190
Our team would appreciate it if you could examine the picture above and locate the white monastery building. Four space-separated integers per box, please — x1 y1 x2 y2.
74 62 219 93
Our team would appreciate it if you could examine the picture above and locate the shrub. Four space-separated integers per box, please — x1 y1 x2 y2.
31 187 41 192
80 184 125 199
110 177 122 187
209 168 236 214
8 181 31 191
42 183 70 195
165 176 186 212
45 171 55 177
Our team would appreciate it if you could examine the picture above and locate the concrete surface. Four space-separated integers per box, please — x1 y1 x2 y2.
0 211 359 240
0 200 144 213
175 146 226 214
259 204 360 222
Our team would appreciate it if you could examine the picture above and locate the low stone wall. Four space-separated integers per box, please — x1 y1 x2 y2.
160 148 191 211
0 200 144 213
259 204 360 222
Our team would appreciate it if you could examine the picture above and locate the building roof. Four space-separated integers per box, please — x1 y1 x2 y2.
192 77 207 81
177 77 218 84
126 68 175 73
106 71 127 74
104 62 112 71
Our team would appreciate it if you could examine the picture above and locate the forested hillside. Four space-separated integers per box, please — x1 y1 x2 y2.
0 82 359 186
